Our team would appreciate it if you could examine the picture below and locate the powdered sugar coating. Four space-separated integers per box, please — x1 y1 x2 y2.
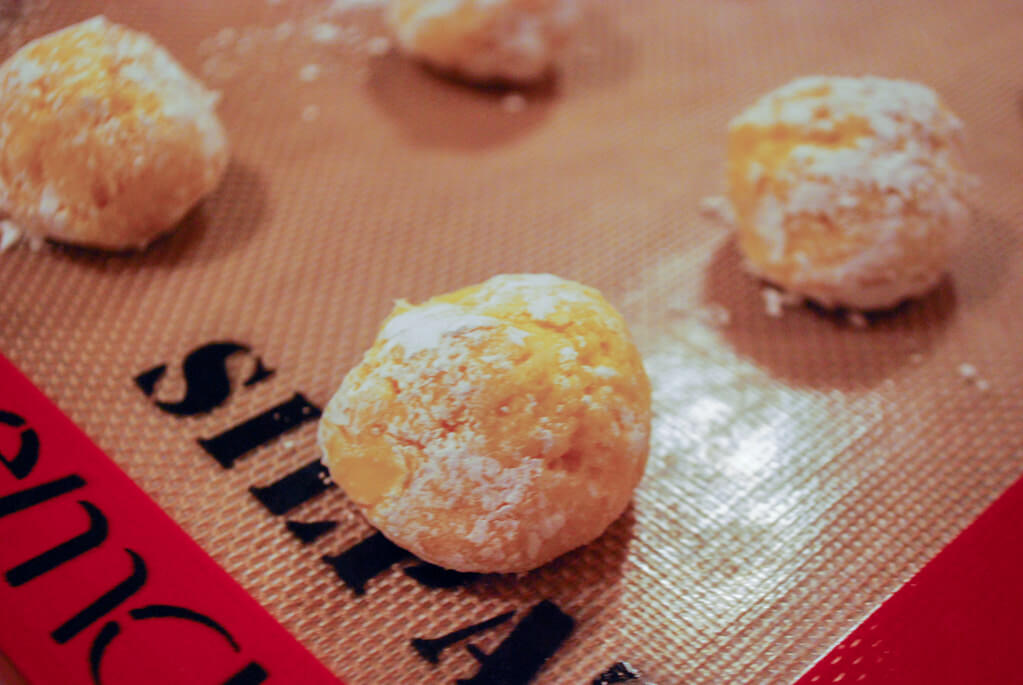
728 76 974 310
0 16 228 249
387 0 580 83
319 273 651 572
379 302 524 358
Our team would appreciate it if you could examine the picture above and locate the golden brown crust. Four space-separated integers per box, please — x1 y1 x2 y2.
0 16 228 249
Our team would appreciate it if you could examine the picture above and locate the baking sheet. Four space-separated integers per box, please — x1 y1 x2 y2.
2 1 1022 682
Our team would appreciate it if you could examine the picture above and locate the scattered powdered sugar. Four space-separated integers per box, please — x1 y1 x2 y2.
197 0 388 85
364 36 391 56
731 76 948 136
0 219 44 252
525 532 542 560
699 195 737 225
6 16 226 165
38 184 60 219
740 76 968 221
7 57 46 86
730 76 974 305
273 21 296 41
323 272 647 568
501 92 527 113
0 220 23 251
762 287 802 318
309 22 341 43
467 518 491 545
298 63 322 81
471 273 592 320
380 302 522 359
94 17 223 129
698 303 732 328
845 311 868 328
618 406 649 456
375 426 548 564
751 193 788 263
505 327 530 346
957 363 977 379
301 104 320 122
956 363 991 391
535 428 556 453
538 510 566 540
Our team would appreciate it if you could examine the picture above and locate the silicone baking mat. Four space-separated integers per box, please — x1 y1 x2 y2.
2 1 1022 683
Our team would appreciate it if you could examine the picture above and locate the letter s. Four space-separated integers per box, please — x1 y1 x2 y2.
134 342 274 417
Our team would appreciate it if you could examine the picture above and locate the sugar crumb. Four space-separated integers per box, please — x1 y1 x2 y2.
1 220 23 251
501 93 527 113
301 104 321 122
365 36 391 56
273 21 296 41
310 22 341 44
699 195 737 225
211 27 238 50
299 63 322 82
956 363 991 391
762 288 785 318
698 303 732 327
762 287 803 318
846 311 868 328
235 34 255 55
957 363 977 379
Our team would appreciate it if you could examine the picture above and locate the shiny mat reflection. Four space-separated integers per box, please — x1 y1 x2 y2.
1 1 1022 683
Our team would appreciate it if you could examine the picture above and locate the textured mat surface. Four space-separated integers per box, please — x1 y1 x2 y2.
2 1 1022 683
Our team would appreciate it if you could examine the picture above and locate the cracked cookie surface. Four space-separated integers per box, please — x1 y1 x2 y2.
319 273 651 573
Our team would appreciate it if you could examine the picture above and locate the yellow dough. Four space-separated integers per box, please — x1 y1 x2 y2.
319 274 651 573
728 76 973 310
387 0 579 84
0 16 228 249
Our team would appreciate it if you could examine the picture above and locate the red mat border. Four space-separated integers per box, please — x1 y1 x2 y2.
796 464 1023 683
0 354 341 685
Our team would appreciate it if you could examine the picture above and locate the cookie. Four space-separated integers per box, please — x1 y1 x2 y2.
387 0 579 84
319 274 651 573
0 16 228 249
727 76 973 310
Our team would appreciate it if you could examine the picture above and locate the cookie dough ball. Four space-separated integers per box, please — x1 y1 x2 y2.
727 76 973 310
319 274 651 573
387 0 580 84
0 16 228 249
